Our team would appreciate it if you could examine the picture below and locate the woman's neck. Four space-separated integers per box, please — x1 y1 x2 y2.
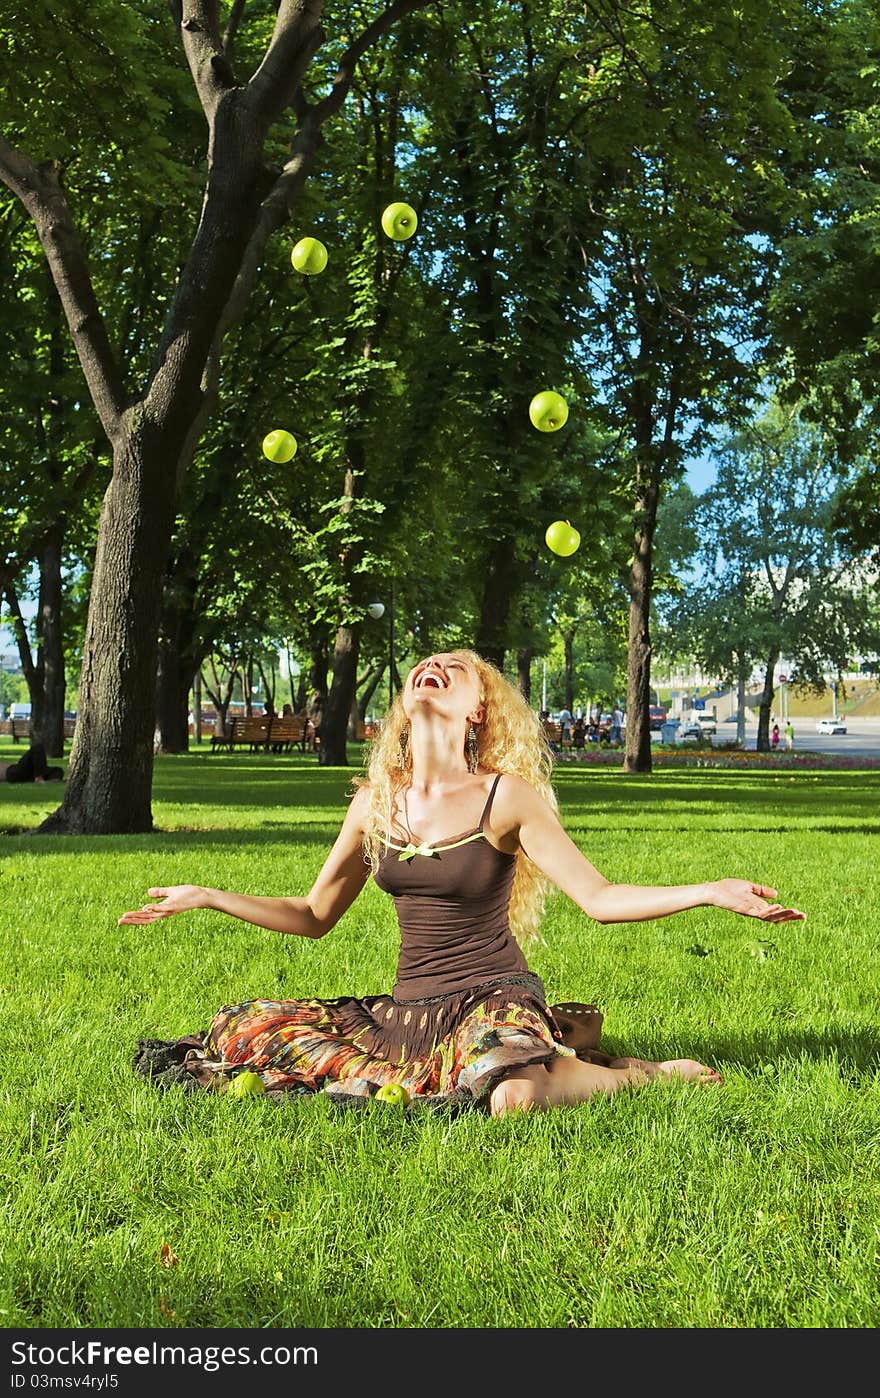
407 716 470 791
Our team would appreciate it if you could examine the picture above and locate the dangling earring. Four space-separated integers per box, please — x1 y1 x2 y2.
466 723 479 774
398 723 410 768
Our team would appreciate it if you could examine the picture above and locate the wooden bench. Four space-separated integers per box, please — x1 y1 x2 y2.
10 718 31 743
265 716 310 752
210 714 309 754
210 716 273 752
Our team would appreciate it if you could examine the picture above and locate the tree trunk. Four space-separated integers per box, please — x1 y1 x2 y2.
623 484 659 774
757 647 779 753
475 537 516 670
155 565 211 752
319 624 360 766
155 637 196 753
563 632 575 712
516 647 531 702
736 655 747 747
295 668 307 711
38 430 180 833
357 663 384 722
35 528 67 757
307 634 329 725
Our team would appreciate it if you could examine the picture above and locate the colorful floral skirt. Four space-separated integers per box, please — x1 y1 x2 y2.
133 972 576 1111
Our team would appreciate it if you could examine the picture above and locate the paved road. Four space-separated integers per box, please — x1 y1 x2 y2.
702 717 880 758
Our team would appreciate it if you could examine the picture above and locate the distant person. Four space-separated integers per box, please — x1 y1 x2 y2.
771 723 780 751
573 716 586 751
557 705 573 748
2 743 63 784
785 720 794 751
281 702 294 718
609 703 624 745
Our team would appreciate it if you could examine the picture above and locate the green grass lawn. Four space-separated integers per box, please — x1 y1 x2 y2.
1 743 878 1329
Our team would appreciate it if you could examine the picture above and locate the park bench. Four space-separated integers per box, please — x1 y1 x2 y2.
10 718 31 743
264 715 310 752
209 713 310 754
210 716 273 753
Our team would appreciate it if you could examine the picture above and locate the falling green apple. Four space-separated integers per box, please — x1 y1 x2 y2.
529 390 569 432
262 429 298 463
290 237 328 274
545 519 581 557
226 1069 266 1098
381 202 418 241
374 1082 411 1107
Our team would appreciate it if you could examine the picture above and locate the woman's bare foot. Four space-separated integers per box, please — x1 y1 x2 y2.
657 1058 723 1085
608 1056 723 1086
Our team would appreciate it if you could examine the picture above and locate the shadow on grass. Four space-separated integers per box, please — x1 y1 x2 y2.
601 1026 880 1074
0 825 341 850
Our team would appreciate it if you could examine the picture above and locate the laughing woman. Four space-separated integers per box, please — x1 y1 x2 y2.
120 651 805 1117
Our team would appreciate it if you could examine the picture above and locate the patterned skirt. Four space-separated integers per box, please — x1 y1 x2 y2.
133 972 576 1111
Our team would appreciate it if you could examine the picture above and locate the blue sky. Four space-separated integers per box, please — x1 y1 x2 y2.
684 449 717 497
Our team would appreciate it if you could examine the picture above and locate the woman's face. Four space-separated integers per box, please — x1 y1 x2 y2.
402 653 485 726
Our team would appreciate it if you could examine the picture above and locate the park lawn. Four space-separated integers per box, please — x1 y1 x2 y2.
1 745 878 1329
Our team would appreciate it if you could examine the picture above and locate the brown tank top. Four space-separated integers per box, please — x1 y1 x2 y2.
373 773 530 1001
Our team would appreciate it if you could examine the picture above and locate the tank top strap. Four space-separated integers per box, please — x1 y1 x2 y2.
478 772 503 830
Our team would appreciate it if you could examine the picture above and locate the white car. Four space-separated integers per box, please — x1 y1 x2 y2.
816 717 847 735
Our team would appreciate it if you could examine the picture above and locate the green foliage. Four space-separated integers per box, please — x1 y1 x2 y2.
657 401 880 684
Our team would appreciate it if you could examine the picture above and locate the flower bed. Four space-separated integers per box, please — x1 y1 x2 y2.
553 747 880 771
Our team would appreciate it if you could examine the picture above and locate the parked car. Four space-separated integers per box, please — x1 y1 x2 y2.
816 717 847 735
696 712 717 736
679 719 702 740
648 704 667 730
10 702 32 719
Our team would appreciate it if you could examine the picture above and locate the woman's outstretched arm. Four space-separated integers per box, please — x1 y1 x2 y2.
117 785 372 938
496 775 806 925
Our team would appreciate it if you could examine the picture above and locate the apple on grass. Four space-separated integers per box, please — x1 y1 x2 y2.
381 202 418 241
374 1082 411 1107
262 429 298 463
290 237 328 275
529 390 569 432
545 519 581 557
226 1070 266 1098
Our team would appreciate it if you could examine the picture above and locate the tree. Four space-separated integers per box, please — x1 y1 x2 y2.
570 0 812 773
666 404 880 750
0 0 433 832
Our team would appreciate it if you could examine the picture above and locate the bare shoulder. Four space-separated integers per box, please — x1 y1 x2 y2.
345 782 372 824
488 772 555 838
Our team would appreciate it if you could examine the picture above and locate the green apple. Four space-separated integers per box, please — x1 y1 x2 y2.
262 429 298 463
227 1069 266 1098
381 202 418 241
545 519 581 557
529 390 569 432
374 1082 411 1107
290 237 328 274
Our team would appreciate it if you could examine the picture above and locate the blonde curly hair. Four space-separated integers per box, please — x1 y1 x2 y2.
353 650 557 946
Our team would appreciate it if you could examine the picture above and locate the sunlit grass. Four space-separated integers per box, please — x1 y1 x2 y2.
1 746 878 1328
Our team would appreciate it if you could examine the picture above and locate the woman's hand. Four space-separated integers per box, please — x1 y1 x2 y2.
709 880 806 922
117 885 209 925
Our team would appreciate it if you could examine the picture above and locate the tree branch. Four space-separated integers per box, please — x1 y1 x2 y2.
3 586 36 688
0 139 125 441
310 0 435 127
223 0 248 55
174 0 239 121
